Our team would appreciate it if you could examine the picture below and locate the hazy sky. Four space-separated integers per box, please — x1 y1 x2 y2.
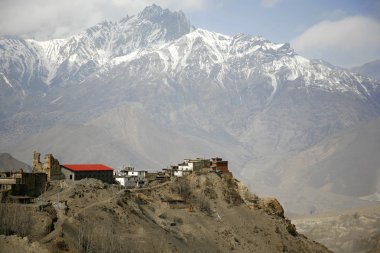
0 0 379 67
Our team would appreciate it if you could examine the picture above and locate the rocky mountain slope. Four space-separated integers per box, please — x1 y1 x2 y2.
268 118 380 214
0 153 31 172
351 59 380 80
0 174 332 253
293 204 380 253
0 5 379 214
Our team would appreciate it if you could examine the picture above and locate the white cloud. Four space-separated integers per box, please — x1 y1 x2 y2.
0 0 209 40
261 0 282 8
291 16 380 67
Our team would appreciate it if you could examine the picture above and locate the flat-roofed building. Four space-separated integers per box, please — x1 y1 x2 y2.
211 157 229 173
61 164 113 183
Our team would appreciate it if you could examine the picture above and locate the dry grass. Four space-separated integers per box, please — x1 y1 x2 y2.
0 203 32 237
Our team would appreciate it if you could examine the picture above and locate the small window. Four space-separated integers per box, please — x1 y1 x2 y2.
70 175 72 180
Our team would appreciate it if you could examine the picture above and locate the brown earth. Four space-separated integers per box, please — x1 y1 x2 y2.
0 235 49 253
0 171 332 253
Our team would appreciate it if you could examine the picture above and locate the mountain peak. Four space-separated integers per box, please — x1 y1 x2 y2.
138 4 187 23
139 4 168 19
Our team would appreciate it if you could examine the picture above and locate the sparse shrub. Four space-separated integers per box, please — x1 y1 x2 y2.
222 175 244 205
223 188 244 205
116 199 124 207
173 216 183 224
55 239 69 252
173 179 191 201
197 196 213 216
205 178 213 187
286 223 298 236
159 213 168 219
243 190 259 204
204 187 218 199
41 203 57 222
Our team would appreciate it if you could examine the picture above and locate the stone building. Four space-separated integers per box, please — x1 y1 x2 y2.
211 157 229 173
114 166 147 188
32 151 64 181
174 158 211 177
61 164 114 183
0 170 47 202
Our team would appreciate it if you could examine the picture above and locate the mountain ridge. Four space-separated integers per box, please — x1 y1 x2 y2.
0 4 193 91
1 5 379 214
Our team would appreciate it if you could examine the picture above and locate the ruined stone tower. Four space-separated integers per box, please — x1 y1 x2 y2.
32 151 44 173
32 151 64 181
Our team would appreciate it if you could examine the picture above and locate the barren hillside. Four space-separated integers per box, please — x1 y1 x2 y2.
0 153 31 172
0 172 331 253
293 204 380 253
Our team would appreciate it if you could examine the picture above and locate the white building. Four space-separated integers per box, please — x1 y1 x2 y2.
114 166 146 188
173 170 184 177
174 158 211 177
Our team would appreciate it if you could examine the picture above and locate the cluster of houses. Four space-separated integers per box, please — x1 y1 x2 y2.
115 157 229 188
0 151 230 201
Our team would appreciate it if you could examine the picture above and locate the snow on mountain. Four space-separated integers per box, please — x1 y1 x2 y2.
0 4 193 90
108 28 378 99
0 37 48 92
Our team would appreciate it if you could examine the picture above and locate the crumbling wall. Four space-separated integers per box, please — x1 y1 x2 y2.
32 151 64 181
32 151 44 174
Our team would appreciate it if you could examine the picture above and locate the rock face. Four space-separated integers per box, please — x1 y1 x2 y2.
0 5 379 213
261 197 285 218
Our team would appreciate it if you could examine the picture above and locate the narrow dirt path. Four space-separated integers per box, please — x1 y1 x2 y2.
128 180 170 192
76 189 125 215
40 207 65 244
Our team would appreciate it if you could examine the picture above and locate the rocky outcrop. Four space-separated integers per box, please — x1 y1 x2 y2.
260 197 285 218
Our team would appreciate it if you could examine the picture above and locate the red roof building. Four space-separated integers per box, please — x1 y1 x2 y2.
62 164 113 172
61 164 113 183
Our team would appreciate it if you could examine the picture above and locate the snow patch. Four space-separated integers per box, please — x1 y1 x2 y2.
110 50 144 66
0 73 13 88
50 96 63 105
267 74 278 101
167 45 180 70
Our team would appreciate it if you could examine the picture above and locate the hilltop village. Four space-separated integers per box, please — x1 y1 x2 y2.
0 151 229 202
0 151 335 253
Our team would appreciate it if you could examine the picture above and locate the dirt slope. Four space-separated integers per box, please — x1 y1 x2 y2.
0 172 332 253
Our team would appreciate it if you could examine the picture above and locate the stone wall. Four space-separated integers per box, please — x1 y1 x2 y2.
32 151 64 181
61 167 113 183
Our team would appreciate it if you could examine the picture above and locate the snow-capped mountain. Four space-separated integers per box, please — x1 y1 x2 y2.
108 28 378 98
0 5 192 90
1 5 379 213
